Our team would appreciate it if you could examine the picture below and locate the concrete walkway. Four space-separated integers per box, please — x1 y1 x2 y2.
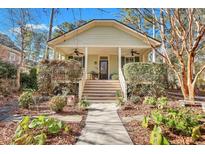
76 103 133 145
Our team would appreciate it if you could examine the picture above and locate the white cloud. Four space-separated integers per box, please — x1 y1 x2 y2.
11 24 49 34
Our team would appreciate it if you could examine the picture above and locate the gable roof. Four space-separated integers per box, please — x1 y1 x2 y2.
0 33 21 52
48 19 161 47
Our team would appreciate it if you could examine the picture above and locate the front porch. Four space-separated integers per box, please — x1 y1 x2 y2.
51 46 152 80
50 46 153 101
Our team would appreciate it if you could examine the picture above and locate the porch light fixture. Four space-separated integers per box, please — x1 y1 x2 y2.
131 49 139 56
74 48 83 56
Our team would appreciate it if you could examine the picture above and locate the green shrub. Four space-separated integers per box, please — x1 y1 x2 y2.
143 96 157 106
49 96 66 112
150 125 169 145
79 97 90 108
141 116 150 128
0 60 17 79
157 97 168 109
151 110 164 125
130 95 142 104
38 59 83 95
192 126 201 141
111 73 119 80
12 116 70 145
148 108 202 136
163 108 202 136
143 96 168 109
21 68 38 90
124 62 168 97
116 90 124 106
18 91 34 108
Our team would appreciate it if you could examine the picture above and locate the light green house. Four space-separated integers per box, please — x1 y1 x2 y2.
48 19 161 101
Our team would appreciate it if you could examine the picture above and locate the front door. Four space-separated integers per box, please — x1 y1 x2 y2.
99 58 108 80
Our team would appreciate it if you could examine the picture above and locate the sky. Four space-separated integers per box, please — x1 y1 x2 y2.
0 8 121 39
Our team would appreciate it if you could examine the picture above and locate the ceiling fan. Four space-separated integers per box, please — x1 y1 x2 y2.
131 49 140 56
73 48 84 56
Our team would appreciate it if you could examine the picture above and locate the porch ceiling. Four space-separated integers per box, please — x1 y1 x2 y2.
56 47 151 56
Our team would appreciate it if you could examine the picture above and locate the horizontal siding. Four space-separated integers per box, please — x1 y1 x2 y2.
60 26 148 47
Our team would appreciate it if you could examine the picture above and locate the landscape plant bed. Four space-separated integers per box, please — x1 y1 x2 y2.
0 100 88 145
118 101 205 145
0 94 19 107
0 119 86 145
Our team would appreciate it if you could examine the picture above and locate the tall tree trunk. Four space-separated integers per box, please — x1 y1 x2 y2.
187 53 195 101
188 84 195 101
45 8 55 59
16 67 21 89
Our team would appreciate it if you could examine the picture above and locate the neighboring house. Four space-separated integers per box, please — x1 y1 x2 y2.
0 33 22 66
48 19 161 101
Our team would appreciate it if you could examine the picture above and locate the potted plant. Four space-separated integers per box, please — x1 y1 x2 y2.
90 71 98 80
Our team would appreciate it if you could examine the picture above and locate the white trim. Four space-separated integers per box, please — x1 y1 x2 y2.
152 49 156 62
56 44 152 48
118 47 127 101
85 47 88 79
48 20 161 46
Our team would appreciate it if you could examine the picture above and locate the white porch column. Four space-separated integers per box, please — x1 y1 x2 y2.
118 47 121 72
85 47 88 79
58 52 61 60
54 51 58 59
152 49 156 62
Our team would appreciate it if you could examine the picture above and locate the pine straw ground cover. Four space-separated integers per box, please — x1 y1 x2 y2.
118 101 205 145
0 101 88 145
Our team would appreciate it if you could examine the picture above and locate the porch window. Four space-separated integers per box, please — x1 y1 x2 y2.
121 56 140 68
74 56 85 68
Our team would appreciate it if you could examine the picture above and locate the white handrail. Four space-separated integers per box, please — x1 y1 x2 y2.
119 68 127 101
78 70 86 100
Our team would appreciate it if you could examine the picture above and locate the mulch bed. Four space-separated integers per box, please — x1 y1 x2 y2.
0 94 19 107
118 101 205 145
0 99 88 145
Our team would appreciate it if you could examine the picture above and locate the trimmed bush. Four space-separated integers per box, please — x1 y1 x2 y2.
111 73 119 80
124 62 168 83
49 96 66 112
124 62 168 97
38 59 83 96
18 91 34 108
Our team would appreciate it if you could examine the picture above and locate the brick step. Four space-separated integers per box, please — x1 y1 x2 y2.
88 100 117 103
86 96 116 100
83 93 116 97
83 91 117 95
86 80 119 82
84 87 121 90
84 85 121 88
85 82 120 85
